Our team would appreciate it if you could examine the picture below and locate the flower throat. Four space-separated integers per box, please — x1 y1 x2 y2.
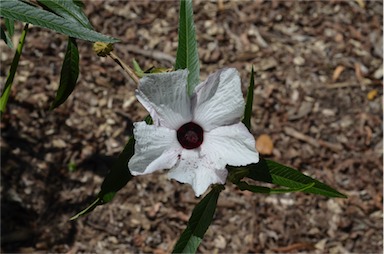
177 122 204 149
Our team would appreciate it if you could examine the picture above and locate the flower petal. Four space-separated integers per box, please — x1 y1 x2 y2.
192 68 245 131
202 122 259 168
136 70 192 129
168 149 228 197
128 122 181 175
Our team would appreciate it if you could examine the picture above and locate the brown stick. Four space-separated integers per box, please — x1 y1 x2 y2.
284 126 342 152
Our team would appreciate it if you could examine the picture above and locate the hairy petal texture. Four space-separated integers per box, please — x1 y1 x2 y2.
168 149 228 196
136 70 192 129
192 68 245 131
203 122 259 167
129 122 181 175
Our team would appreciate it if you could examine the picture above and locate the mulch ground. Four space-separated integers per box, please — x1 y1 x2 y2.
1 1 382 253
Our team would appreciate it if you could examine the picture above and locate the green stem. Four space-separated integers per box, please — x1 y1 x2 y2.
0 23 29 118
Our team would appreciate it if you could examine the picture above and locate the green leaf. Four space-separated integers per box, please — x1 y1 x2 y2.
242 65 255 130
228 158 347 198
227 158 272 184
70 137 135 220
99 136 134 201
69 198 102 220
72 0 85 8
37 0 93 29
245 158 273 183
172 185 224 253
0 25 13 48
2 18 15 48
132 59 144 78
144 114 153 125
67 161 77 172
0 23 28 118
174 0 200 96
5 18 15 37
265 160 347 198
50 37 79 109
236 181 315 194
0 0 118 43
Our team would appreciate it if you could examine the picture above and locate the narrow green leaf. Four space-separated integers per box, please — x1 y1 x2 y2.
5 18 15 37
37 0 93 29
132 59 144 78
181 236 202 254
242 65 255 130
69 198 102 220
71 136 135 219
236 181 315 194
245 158 273 183
72 0 85 8
228 158 347 198
174 0 200 95
99 136 134 200
265 160 347 198
0 25 13 48
227 158 272 184
172 185 223 253
0 0 118 43
50 36 79 109
0 23 28 118
270 182 315 194
235 182 271 193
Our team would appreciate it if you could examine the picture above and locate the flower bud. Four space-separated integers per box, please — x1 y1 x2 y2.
93 42 114 57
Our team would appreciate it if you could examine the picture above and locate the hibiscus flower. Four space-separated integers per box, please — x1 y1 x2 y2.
128 68 259 196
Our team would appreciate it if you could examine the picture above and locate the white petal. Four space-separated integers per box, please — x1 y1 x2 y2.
168 149 228 197
128 122 182 175
192 68 245 131
202 122 259 168
136 70 192 129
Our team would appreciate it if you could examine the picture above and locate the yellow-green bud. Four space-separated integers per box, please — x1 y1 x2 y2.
93 42 114 57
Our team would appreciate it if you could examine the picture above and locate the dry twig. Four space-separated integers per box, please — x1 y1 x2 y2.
284 127 342 152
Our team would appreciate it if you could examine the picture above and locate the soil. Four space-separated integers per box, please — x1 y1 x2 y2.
1 1 383 253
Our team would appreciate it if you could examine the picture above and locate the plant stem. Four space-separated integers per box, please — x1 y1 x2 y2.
108 51 140 85
93 42 140 85
0 23 29 118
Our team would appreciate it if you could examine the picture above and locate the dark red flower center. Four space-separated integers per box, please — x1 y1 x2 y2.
177 122 204 149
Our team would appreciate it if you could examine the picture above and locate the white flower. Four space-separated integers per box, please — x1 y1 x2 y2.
128 68 259 196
